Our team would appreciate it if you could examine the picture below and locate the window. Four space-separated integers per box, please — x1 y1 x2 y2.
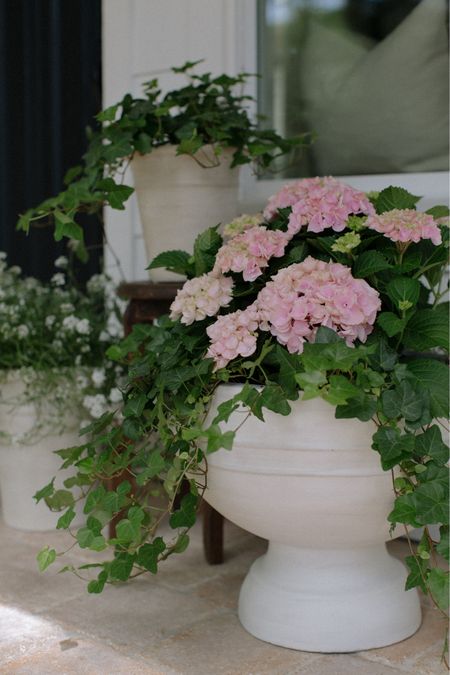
257 0 449 178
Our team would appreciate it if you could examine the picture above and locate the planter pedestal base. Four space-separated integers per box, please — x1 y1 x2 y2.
238 542 421 653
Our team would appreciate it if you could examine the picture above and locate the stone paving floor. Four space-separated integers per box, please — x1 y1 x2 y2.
0 514 447 675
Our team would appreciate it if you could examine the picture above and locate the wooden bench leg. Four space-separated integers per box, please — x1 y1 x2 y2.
203 503 225 565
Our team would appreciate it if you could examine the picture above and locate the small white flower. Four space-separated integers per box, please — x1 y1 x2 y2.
92 368 106 387
83 394 107 419
81 345 90 353
87 274 107 294
54 256 68 269
75 355 82 366
76 374 89 389
0 252 7 260
60 302 74 314
45 315 56 329
99 330 110 342
52 339 63 350
62 315 78 331
17 324 29 338
9 266 21 275
109 387 123 403
51 272 65 286
76 319 90 335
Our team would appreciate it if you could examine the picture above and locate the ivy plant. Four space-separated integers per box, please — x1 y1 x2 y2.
17 61 310 260
37 181 448 655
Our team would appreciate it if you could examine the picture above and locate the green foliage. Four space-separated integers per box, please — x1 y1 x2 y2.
35 180 448 636
18 62 310 247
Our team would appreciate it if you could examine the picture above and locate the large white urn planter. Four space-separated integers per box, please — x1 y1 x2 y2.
132 145 239 281
204 385 421 652
0 373 83 531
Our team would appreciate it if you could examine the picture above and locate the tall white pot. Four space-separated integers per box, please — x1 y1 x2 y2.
131 145 239 281
204 385 421 653
0 373 84 531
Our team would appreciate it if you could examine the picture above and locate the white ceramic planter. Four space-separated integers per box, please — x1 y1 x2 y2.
0 374 84 531
204 385 421 652
131 145 239 281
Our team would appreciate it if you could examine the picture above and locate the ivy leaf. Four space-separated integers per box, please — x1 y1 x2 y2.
87 570 108 594
122 418 142 441
147 249 192 276
97 178 134 210
322 375 360 406
45 489 75 511
275 345 302 399
177 136 204 156
372 427 415 470
169 493 198 529
375 186 421 213
335 392 377 422
123 394 147 418
377 312 405 338
37 546 57 572
54 210 83 241
414 481 449 525
135 451 166 485
367 336 398 372
381 381 424 422
109 555 135 582
403 309 449 351
259 384 291 416
415 426 449 466
386 277 421 311
427 568 449 611
436 529 449 562
388 493 420 526
56 506 76 530
407 359 449 419
205 425 235 453
137 537 166 573
173 533 190 554
405 555 428 593
115 518 141 543
353 251 392 278
34 478 55 503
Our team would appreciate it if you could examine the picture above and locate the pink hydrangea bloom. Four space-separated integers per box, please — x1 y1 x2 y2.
206 304 260 369
214 226 288 282
366 209 442 245
256 256 381 354
222 213 263 239
170 272 234 325
263 177 375 236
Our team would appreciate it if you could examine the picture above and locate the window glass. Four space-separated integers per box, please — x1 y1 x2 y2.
258 0 449 177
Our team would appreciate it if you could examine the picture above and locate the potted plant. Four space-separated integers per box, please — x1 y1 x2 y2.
0 254 125 530
37 179 449 653
17 62 310 280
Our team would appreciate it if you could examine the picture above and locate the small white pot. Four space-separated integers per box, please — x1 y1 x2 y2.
131 145 239 281
0 373 84 531
204 385 421 652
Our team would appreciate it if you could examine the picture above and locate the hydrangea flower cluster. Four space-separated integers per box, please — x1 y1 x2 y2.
256 257 381 354
214 226 288 281
264 177 375 235
206 304 260 369
170 272 234 325
366 209 442 245
222 213 263 239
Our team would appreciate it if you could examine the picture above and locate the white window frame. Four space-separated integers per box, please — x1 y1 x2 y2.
102 0 449 281
236 1 449 212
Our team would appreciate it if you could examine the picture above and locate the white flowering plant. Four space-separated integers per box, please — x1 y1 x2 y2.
37 180 448 644
0 253 125 442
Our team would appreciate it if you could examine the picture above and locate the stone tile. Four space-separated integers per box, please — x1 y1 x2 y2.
38 576 223 651
289 654 406 675
150 612 320 675
0 637 171 675
0 604 69 665
413 648 449 675
358 603 447 671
